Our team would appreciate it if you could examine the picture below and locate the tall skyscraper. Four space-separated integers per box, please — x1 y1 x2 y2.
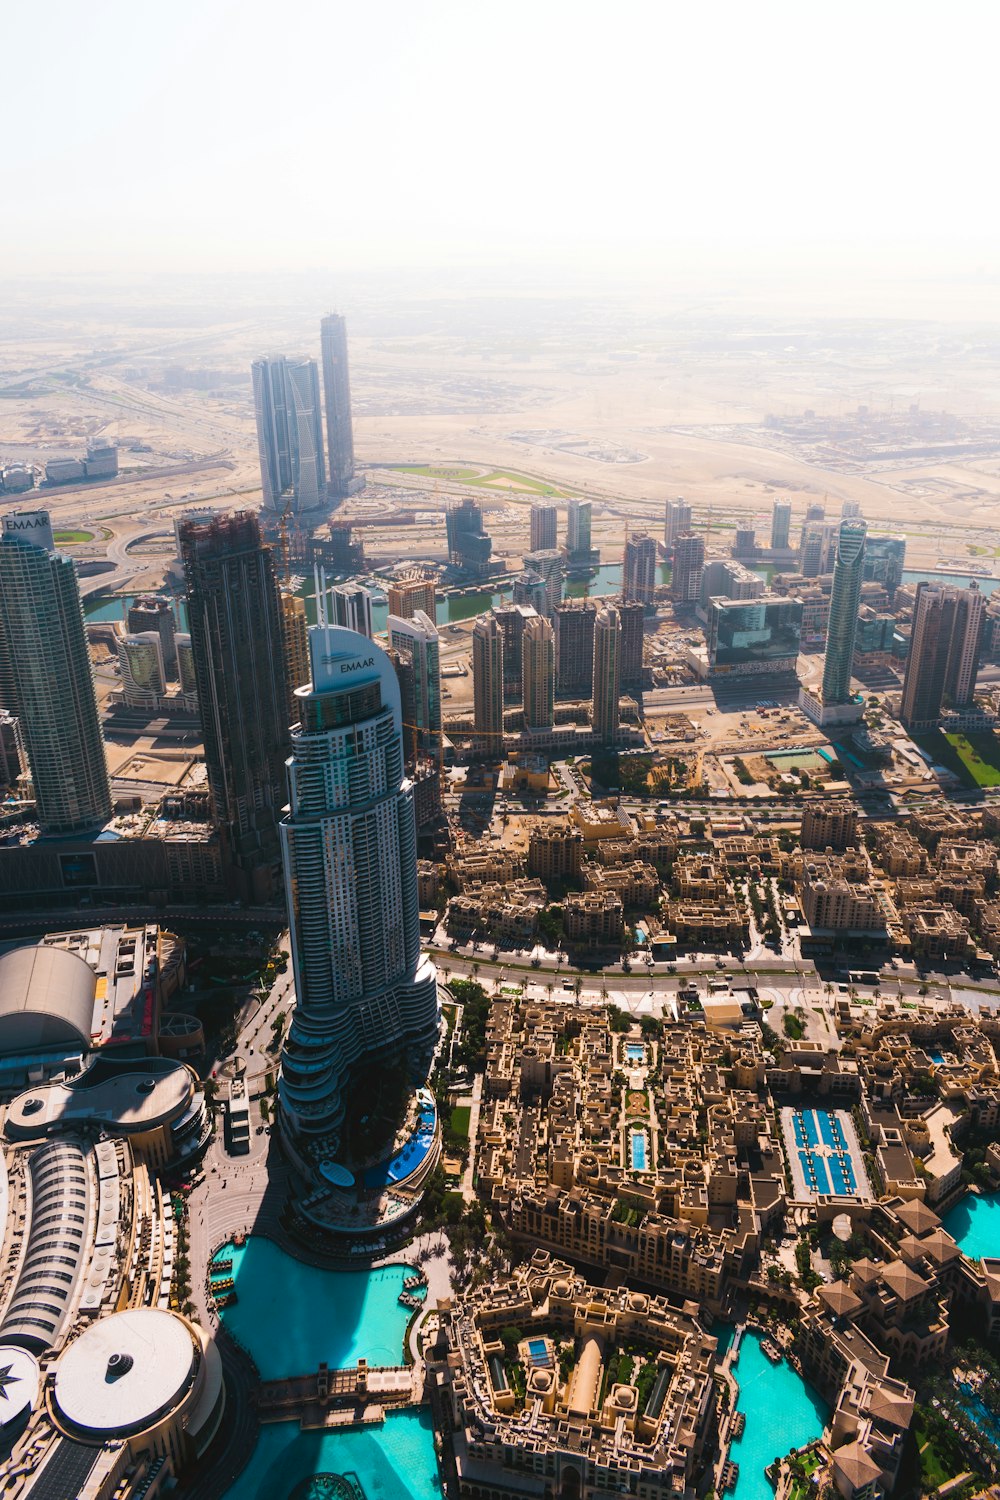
522 614 555 731
329 581 374 638
512 571 548 615
565 499 592 561
664 498 692 552
0 509 112 833
841 499 863 519
493 603 534 701
901 582 985 730
278 622 438 1148
320 313 355 500
117 631 166 711
473 613 505 741
252 356 326 514
622 533 657 605
387 575 437 622
280 590 310 722
175 633 197 698
554 600 596 696
733 526 756 559
522 548 563 615
770 500 792 551
863 534 906 604
670 533 705 603
800 520 828 578
821 518 867 706
179 512 290 903
530 503 558 552
388 610 442 761
446 500 493 577
618 600 645 689
127 595 177 676
592 604 621 745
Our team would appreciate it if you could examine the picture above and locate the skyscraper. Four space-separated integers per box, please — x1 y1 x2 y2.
0 510 112 833
530 503 558 552
770 500 792 551
386 575 437 622
901 582 985 730
863 534 906 605
522 614 555 731
800 520 828 578
592 604 621 745
388 610 442 761
554 600 596 696
522 548 563 615
127 595 177 676
179 512 290 903
618 600 645 689
252 356 326 514
512 571 548 615
329 581 374 638
670 533 705 603
320 313 355 500
473 613 505 741
278 622 438 1148
664 498 692 552
280 590 310 722
565 499 593 562
622 533 657 605
446 500 493 577
821 518 867 705
117 631 166 711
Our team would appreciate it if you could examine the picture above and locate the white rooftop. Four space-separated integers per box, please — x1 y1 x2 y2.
55 1308 195 1436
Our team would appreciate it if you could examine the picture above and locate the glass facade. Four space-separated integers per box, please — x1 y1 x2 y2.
863 534 906 599
822 518 868 704
708 597 802 676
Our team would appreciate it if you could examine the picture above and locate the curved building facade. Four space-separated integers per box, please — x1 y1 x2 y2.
279 623 438 1151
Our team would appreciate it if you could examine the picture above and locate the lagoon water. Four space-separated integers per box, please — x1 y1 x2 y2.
943 1192 1000 1263
226 1408 441 1500
718 1329 827 1500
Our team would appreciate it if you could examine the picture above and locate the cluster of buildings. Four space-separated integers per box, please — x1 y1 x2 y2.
0 438 119 496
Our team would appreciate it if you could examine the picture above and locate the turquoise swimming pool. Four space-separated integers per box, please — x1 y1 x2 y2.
212 1237 416 1378
719 1329 827 1500
944 1192 1000 1263
630 1129 648 1172
225 1408 441 1500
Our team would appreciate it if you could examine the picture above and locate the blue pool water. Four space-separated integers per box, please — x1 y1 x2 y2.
364 1101 437 1189
720 1329 827 1500
626 1044 645 1063
944 1192 1000 1263
631 1130 648 1172
790 1109 860 1198
929 1049 945 1065
212 1238 416 1378
225 1408 441 1500
528 1337 549 1366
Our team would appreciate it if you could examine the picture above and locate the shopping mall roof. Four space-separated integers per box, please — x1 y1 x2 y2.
0 946 95 1054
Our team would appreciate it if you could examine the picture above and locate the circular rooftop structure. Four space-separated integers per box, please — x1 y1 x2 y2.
0 1345 38 1433
54 1309 197 1438
0 946 95 1054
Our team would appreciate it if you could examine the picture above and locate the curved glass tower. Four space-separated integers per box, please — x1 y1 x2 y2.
279 623 438 1152
821 518 867 705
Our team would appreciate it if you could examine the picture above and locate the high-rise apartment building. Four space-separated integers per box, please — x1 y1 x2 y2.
388 610 442 761
664 498 691 552
770 500 792 551
554 600 596 696
522 548 563 615
565 499 593 562
522 614 555 731
252 356 326 514
622 533 657 605
280 591 310 722
841 499 863 519
494 604 536 701
800 520 829 578
473 613 505 741
278 624 438 1148
175 634 197 698
0 510 112 833
446 500 493 577
117 631 166 711
618 600 645 690
592 604 621 745
821 519 867 706
670 533 705 603
530 503 558 552
733 526 756 559
127 595 177 676
329 581 374 638
512 571 548 615
179 512 290 903
386 575 437 622
901 582 985 730
320 313 355 500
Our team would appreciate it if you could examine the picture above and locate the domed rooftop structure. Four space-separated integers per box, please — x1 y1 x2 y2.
0 946 95 1054
54 1309 201 1439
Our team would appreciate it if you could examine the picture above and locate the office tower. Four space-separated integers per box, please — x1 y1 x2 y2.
618 600 645 689
622 532 657 605
554 599 597 696
493 603 535 701
770 500 792 551
252 356 326 514
280 591 310 721
0 509 112 832
707 598 803 679
566 499 593 561
117 631 166 711
901 582 984 730
387 575 437 622
591 604 621 745
512 570 548 614
530 502 558 552
388 610 442 761
664 498 692 552
473 613 505 741
699 559 764 609
733 526 756 559
671 533 705 603
820 519 867 705
841 499 863 519
329 581 374 639
127 594 177 676
278 622 438 1147
446 499 493 577
863 534 906 604
805 502 826 522
522 614 555 731
179 512 290 903
799 520 826 578
320 313 355 500
522 548 563 615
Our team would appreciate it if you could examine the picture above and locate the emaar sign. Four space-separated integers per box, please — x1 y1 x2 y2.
2 510 54 552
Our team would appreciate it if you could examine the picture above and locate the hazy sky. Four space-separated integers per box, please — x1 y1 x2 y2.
5 0 1000 278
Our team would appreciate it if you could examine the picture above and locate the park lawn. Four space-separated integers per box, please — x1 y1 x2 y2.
398 465 483 480
449 1106 471 1139
397 462 569 498
54 529 94 545
943 730 1000 787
